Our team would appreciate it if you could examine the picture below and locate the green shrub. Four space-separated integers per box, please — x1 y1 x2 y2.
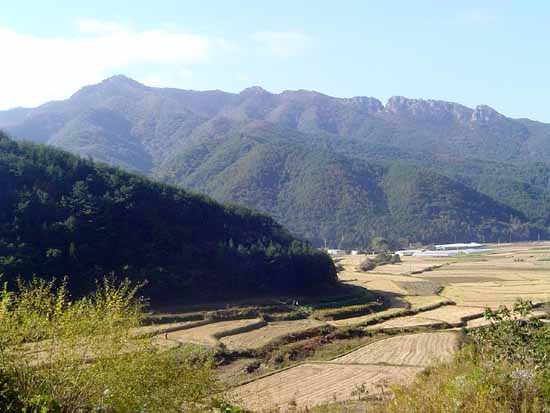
0 277 224 412
386 300 550 412
358 253 400 272
469 300 550 372
359 259 376 272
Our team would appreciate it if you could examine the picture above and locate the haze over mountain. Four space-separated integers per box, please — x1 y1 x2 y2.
3 75 550 247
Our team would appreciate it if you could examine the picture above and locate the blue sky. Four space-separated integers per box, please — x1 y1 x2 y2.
2 1 550 121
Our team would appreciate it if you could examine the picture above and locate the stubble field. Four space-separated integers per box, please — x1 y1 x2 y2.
138 242 550 411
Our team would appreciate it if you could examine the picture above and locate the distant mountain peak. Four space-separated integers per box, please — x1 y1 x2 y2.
97 75 147 92
69 75 147 103
348 96 384 112
385 96 476 123
103 74 145 87
472 104 506 123
240 86 271 96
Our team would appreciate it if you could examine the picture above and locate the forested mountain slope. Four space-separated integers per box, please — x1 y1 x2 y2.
0 133 336 299
3 76 550 247
158 134 536 247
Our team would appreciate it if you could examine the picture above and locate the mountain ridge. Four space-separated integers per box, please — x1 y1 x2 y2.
2 75 518 127
2 75 550 247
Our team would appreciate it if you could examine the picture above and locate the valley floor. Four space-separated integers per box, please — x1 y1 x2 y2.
140 242 550 412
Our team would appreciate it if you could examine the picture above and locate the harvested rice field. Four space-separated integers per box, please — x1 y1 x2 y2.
405 305 484 324
161 318 265 346
327 307 407 327
404 295 452 308
130 320 207 337
327 295 450 328
365 315 446 331
230 362 422 412
230 331 462 411
332 332 460 366
442 280 550 308
138 242 550 411
220 319 326 350
366 305 484 331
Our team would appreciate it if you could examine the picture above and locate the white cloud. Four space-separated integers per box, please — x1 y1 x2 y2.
253 31 311 58
77 19 125 34
460 9 496 25
0 21 212 109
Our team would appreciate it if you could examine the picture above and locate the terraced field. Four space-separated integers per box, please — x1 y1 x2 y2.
220 319 326 350
332 332 460 366
327 307 407 328
405 295 451 308
231 362 422 412
408 305 484 324
131 320 207 337
366 305 484 331
442 280 550 308
161 318 265 346
327 295 451 328
140 243 550 411
230 332 459 411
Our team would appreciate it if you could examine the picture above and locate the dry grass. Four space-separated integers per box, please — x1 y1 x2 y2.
221 244 550 411
366 316 445 331
392 280 442 295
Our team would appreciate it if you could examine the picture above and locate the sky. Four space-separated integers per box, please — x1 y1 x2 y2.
1 1 550 121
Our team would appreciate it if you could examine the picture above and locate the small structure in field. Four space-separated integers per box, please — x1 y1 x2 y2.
327 249 346 255
396 250 417 256
396 242 492 257
435 242 482 251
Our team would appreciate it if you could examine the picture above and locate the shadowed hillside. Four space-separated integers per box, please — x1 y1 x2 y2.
0 133 336 300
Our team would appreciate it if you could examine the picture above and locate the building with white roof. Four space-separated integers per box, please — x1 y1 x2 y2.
435 242 483 251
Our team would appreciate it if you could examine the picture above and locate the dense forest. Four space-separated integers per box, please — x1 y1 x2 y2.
0 133 336 300
159 134 542 247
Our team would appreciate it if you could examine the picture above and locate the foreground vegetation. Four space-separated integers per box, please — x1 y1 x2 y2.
386 300 550 412
1 248 549 412
0 277 233 412
0 133 336 300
